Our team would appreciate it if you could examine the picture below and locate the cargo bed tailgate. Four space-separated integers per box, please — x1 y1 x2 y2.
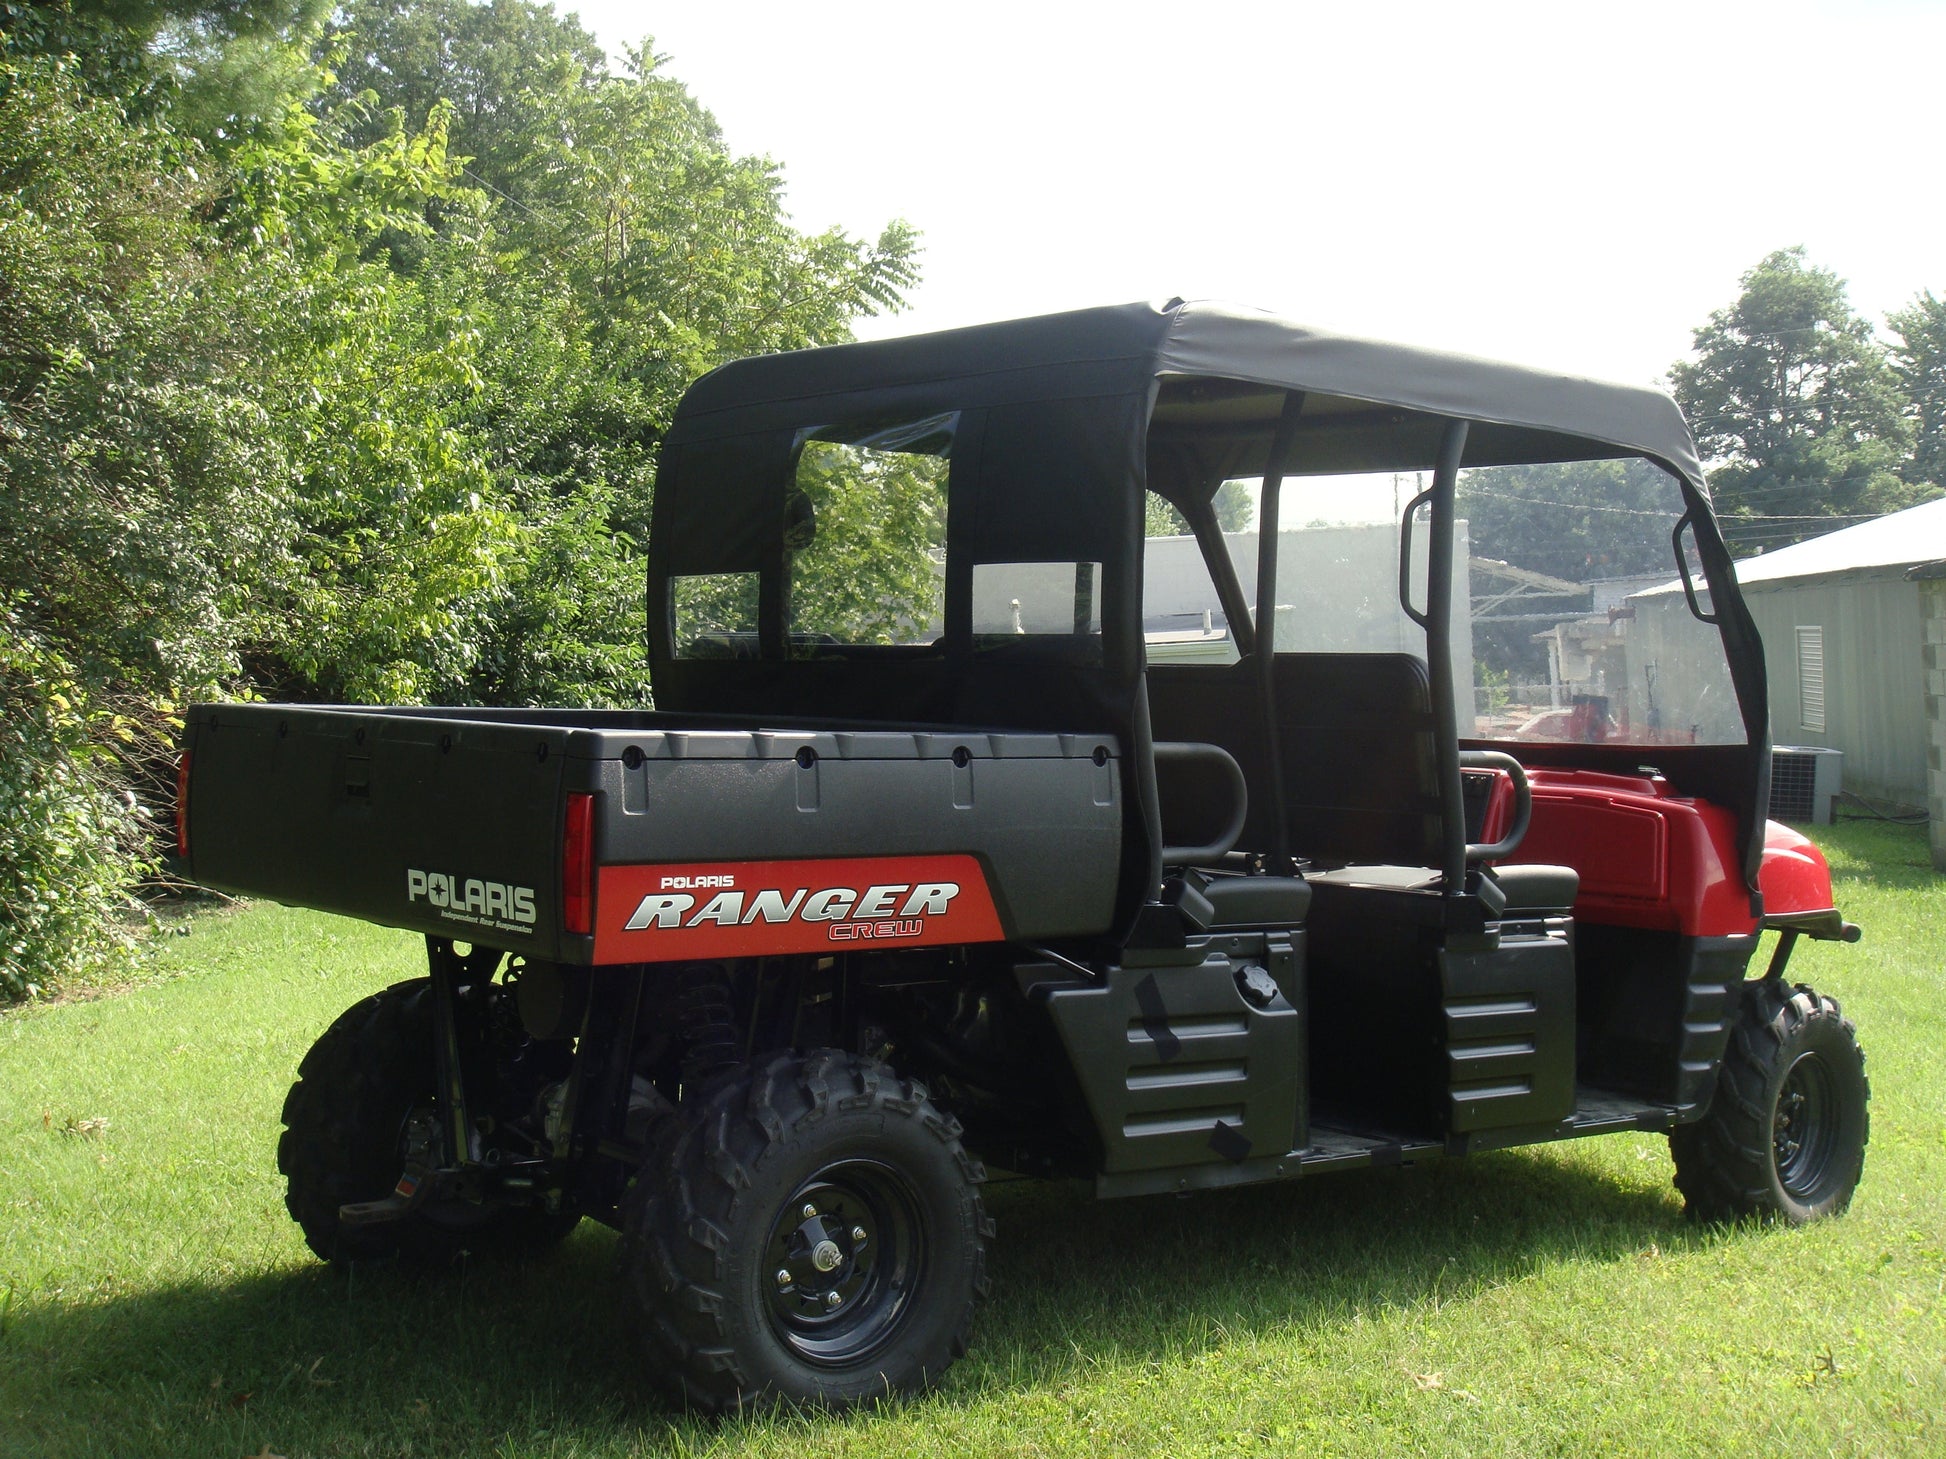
184 704 579 957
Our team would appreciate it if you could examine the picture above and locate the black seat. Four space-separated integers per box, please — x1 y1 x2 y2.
1490 863 1579 914
1165 870 1312 931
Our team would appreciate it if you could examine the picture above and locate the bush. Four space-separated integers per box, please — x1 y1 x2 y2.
0 673 151 1002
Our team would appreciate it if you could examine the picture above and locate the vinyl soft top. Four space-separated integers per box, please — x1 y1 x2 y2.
668 298 1706 490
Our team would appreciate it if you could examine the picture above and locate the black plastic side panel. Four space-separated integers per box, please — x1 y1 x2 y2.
1574 927 1756 1111
1441 927 1577 1132
1038 935 1304 1176
579 728 1122 942
1673 936 1754 1115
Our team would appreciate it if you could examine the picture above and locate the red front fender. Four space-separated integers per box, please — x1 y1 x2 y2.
1759 820 1860 942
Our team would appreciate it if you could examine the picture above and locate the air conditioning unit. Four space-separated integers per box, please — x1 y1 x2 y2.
1770 746 1843 825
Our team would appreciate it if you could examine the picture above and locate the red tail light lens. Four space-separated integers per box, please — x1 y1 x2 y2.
175 751 191 858
562 792 594 936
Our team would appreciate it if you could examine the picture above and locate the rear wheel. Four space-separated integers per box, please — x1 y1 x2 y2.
621 1050 991 1412
279 979 580 1265
1670 979 1869 1224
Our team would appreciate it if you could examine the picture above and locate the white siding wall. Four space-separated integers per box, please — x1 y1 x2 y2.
1919 577 1946 869
1741 570 1927 805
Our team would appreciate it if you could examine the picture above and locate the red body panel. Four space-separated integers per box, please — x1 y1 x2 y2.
1502 768 1757 937
1756 820 1840 918
591 853 1005 965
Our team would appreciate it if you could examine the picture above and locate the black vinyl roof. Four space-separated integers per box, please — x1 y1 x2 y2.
670 298 1707 490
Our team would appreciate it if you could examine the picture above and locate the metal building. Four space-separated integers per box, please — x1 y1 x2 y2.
1669 497 1946 867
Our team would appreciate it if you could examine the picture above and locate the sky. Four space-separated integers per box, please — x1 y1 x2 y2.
567 0 1945 390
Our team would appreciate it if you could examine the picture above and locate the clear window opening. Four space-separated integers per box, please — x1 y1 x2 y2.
671 571 760 659
788 414 953 651
1147 475 1452 674
972 561 1103 652
1457 460 1745 746
1142 488 1241 666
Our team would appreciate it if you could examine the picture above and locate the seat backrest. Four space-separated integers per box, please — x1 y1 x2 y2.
1147 653 1441 868
1274 652 1441 867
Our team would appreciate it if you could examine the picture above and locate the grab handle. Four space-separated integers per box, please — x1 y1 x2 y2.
1459 750 1532 861
1672 514 1720 624
1398 488 1434 629
1154 741 1249 864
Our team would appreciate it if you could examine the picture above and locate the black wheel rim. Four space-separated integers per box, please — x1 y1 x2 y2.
762 1159 926 1367
1773 1052 1837 1197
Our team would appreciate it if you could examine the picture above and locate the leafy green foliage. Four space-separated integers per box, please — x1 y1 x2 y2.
1888 291 1946 493
0 615 152 1001
320 0 606 206
0 4 918 999
1145 493 1190 536
1670 248 1932 553
0 53 285 997
1212 479 1254 533
789 442 949 646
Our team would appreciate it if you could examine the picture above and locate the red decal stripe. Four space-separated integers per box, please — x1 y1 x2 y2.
592 854 1004 964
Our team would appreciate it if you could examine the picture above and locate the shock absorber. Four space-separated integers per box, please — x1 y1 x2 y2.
674 962 742 1093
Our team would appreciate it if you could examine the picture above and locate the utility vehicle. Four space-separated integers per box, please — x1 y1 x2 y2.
179 300 1869 1411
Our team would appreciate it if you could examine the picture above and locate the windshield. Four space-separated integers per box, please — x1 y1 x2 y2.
1146 457 1746 749
1456 459 1745 747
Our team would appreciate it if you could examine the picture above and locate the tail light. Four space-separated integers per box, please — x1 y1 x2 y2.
562 792 594 936
175 751 191 858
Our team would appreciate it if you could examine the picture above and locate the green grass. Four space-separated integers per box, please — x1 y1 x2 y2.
3 822 1943 1458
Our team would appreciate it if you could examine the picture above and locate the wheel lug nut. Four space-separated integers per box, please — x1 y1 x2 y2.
824 1290 843 1310
801 1203 817 1219
851 1226 866 1242
774 1268 791 1288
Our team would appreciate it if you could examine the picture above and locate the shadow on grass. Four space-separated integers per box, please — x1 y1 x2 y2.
1 1145 1719 1455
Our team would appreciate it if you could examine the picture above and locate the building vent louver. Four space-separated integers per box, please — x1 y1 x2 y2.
1796 625 1826 732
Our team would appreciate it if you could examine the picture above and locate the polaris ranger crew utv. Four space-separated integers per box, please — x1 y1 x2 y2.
179 300 1868 1412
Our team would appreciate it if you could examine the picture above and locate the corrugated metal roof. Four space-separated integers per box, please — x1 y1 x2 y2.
1730 495 1946 586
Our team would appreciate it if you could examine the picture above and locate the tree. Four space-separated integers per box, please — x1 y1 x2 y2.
301 10 919 700
2 0 333 134
1458 460 1679 583
320 0 604 206
1213 479 1253 533
1669 248 1920 554
1888 291 1946 492
0 1 926 998
1145 494 1189 536
0 51 290 995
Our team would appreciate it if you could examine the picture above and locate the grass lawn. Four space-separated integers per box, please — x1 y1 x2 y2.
2 821 1942 1458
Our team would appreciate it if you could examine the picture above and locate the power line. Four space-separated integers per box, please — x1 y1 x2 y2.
1462 486 1891 525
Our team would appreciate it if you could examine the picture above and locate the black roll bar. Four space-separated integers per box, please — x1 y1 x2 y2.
1423 419 1473 894
1253 391 1306 874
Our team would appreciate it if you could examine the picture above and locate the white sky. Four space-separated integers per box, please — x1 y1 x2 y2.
568 0 1945 389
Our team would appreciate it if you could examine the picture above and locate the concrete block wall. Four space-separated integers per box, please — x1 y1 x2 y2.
1921 577 1946 871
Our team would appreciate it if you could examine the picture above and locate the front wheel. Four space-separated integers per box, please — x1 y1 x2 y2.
1670 979 1869 1224
620 1050 992 1412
